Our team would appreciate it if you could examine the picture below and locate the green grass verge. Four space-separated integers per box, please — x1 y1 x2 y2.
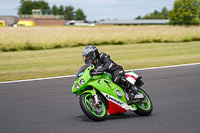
0 42 200 82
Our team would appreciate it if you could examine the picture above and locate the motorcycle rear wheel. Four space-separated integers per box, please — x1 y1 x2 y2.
134 88 153 116
80 93 107 121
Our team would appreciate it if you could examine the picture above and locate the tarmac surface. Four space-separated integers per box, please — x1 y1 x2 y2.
0 64 200 133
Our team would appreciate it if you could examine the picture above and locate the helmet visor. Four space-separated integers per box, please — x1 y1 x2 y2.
82 55 91 64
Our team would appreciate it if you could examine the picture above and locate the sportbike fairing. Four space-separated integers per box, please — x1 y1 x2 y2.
72 65 137 115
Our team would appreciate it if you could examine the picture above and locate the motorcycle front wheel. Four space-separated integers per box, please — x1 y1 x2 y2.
80 93 107 121
134 88 153 116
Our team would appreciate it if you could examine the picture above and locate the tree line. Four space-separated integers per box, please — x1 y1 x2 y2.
51 5 86 20
18 0 86 20
135 7 168 19
135 0 200 25
168 0 200 25
18 0 200 25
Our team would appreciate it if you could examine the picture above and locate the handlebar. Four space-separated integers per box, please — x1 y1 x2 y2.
90 71 103 77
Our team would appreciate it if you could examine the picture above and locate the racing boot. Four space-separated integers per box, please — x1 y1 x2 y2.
130 85 144 99
121 77 138 99
127 84 138 99
121 76 143 99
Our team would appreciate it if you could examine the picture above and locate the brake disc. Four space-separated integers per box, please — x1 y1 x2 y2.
89 98 102 113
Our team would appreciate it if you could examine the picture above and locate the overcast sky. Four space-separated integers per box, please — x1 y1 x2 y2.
0 0 176 21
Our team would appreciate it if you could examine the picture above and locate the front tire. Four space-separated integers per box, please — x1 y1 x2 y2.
134 88 153 116
80 93 107 121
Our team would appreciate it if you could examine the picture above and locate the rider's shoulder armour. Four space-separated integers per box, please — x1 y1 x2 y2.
99 52 110 62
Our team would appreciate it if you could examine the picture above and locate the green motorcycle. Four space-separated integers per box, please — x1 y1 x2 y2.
72 64 153 121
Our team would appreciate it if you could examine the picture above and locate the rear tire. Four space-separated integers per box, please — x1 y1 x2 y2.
134 88 153 116
80 93 107 121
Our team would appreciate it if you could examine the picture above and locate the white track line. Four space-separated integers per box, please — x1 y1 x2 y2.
126 62 200 71
1 62 200 84
0 75 76 84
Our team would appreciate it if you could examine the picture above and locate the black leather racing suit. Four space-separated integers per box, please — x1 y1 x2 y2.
94 52 131 88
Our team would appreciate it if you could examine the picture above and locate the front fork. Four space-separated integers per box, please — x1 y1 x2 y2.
80 87 101 104
94 94 100 104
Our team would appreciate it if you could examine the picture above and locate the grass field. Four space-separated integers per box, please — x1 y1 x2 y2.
1 25 200 52
0 42 200 82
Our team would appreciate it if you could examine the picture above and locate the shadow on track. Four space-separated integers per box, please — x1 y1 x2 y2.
75 112 153 122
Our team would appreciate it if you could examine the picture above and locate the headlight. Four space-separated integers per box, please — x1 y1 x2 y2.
76 83 80 89
80 79 85 85
116 90 122 98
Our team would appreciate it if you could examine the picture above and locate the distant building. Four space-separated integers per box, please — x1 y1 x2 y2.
19 9 64 25
0 16 18 26
32 9 52 16
97 19 170 25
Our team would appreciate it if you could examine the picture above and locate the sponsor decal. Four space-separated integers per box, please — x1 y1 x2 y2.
106 95 123 105
101 92 136 111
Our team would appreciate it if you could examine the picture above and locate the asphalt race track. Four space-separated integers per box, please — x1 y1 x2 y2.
0 64 200 133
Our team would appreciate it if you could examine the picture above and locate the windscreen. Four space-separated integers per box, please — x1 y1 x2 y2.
75 63 92 80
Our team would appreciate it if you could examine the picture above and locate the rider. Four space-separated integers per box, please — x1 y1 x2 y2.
82 45 139 99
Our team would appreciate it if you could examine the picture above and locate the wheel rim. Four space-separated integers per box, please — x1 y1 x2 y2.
135 90 151 110
84 94 106 117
